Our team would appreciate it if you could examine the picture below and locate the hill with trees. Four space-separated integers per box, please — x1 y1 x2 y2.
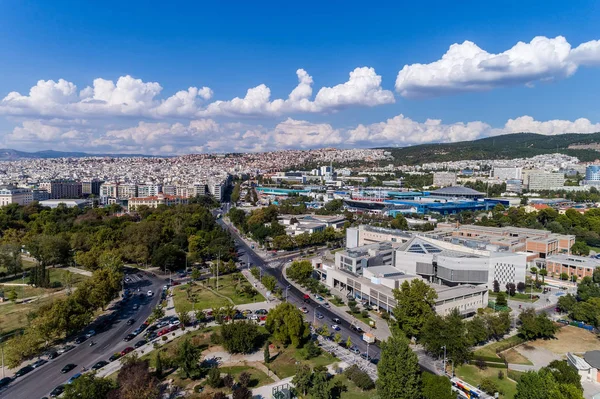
381 132 600 165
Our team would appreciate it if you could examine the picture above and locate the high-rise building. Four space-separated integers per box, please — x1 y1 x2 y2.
39 180 82 199
138 184 163 197
492 167 522 180
117 184 138 199
82 179 103 196
584 165 600 185
527 172 565 191
100 182 119 198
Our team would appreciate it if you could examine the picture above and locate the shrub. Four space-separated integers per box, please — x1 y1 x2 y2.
206 367 222 388
220 321 260 354
476 359 488 370
361 310 369 318
344 365 374 390
210 332 223 345
479 378 500 395
301 339 321 360
498 370 504 380
223 373 234 388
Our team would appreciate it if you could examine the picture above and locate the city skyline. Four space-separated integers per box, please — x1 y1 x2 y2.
2 2 600 155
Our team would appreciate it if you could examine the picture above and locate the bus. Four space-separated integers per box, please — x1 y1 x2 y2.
450 377 483 398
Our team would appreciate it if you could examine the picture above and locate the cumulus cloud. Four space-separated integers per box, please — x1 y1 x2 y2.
0 68 393 120
502 115 600 135
396 36 600 98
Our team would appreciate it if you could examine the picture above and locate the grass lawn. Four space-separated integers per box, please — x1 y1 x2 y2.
456 364 517 399
501 349 532 365
489 291 537 303
330 296 345 307
345 311 373 326
172 273 265 313
267 345 338 379
141 327 216 367
474 335 526 359
331 374 376 399
220 365 274 388
0 266 88 288
0 293 66 338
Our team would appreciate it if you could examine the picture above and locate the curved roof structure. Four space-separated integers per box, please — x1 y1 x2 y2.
431 186 484 196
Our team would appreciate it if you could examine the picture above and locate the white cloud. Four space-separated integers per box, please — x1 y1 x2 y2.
396 36 600 98
502 115 600 135
0 68 393 120
105 119 220 145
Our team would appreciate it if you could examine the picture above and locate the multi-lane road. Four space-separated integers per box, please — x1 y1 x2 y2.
1 270 164 399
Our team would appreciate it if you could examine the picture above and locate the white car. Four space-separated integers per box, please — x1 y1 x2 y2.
147 290 153 297
170 319 180 327
331 324 340 331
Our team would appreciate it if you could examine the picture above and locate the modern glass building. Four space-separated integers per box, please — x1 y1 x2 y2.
585 165 600 182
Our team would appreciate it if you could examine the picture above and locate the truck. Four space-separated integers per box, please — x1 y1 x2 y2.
362 332 375 344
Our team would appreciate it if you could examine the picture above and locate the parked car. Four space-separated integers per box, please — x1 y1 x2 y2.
124 333 136 342
145 332 158 341
156 321 169 328
74 336 88 344
0 377 11 388
299 307 309 314
169 319 180 326
48 351 60 360
120 347 134 356
134 339 147 348
67 373 82 384
14 365 34 377
157 328 170 337
85 330 96 338
58 345 75 354
108 353 121 362
49 385 65 398
254 309 268 315
331 324 340 331
332 317 341 324
92 360 108 370
61 364 77 374
32 359 48 368
132 304 139 311
147 290 153 297
349 346 361 355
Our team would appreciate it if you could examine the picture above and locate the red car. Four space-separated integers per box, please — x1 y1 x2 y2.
157 328 170 337
120 347 134 356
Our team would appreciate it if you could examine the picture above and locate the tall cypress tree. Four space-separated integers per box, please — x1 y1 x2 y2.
377 333 421 399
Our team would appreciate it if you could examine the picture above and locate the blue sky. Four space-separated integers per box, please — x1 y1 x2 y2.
1 0 600 154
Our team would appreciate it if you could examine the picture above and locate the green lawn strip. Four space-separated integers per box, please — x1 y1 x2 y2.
0 294 65 338
220 365 274 388
140 327 216 367
488 291 537 303
456 364 517 399
345 311 373 326
267 346 338 379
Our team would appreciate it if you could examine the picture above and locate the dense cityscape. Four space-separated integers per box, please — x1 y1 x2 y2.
2 2 600 399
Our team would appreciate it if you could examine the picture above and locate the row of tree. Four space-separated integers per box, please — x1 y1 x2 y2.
557 269 600 326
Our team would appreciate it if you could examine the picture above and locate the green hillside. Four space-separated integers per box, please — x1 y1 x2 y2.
381 132 600 165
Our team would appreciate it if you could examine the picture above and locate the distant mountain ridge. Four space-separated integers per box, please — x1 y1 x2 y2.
381 132 600 165
0 149 158 160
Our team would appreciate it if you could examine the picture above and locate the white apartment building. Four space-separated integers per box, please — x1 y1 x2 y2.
100 182 119 198
209 181 225 201
493 167 522 180
433 172 457 187
527 172 565 191
137 184 162 197
117 184 138 199
128 194 189 211
0 187 33 206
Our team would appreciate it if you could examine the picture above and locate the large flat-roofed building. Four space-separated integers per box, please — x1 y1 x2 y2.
335 241 398 275
128 194 189 211
527 172 565 191
39 179 82 199
429 186 485 199
567 351 600 384
0 186 33 206
433 223 575 258
39 199 91 209
346 225 413 248
493 167 522 180
117 184 138 199
546 254 600 279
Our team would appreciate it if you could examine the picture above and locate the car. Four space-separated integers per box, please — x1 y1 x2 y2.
315 295 324 301
120 347 134 356
349 346 361 355
332 317 341 324
74 335 88 344
108 353 121 362
61 363 77 374
360 353 373 361
58 345 75 354
250 314 259 321
351 325 363 334
254 309 268 315
331 324 340 331
303 294 310 303
85 329 96 338
92 360 108 370
157 328 170 337
14 365 34 377
299 307 309 314
323 302 330 309
50 385 65 397
126 318 135 325
156 320 169 328
0 377 11 388
316 312 324 319
134 339 147 348
124 333 136 342
169 319 180 326
124 277 131 282
67 373 82 384
145 332 158 341
147 290 153 297
48 351 60 360
32 359 48 368
132 304 139 311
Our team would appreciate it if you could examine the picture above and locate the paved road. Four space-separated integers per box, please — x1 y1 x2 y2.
0 269 164 399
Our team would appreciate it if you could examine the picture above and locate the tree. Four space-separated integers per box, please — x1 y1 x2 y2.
480 378 500 396
377 334 421 399
530 266 539 283
265 302 308 347
191 268 201 281
346 336 352 349
496 292 508 307
0 244 22 277
486 312 511 341
515 367 583 399
177 337 201 378
231 182 241 203
177 310 191 327
152 243 186 271
220 321 260 353
571 301 599 326
311 367 332 399
206 367 222 388
292 364 312 397
263 343 271 364
422 373 455 399
223 373 234 388
547 360 583 392
286 260 313 284
154 351 162 379
63 374 115 399
539 269 548 283
421 309 471 365
390 213 409 230
467 316 489 345
392 279 438 339
262 275 277 293
577 276 600 301
557 293 577 313
344 365 374 390
114 358 160 399
6 289 17 302
493 280 500 293
518 309 558 340
303 339 321 359
151 306 165 322
506 283 516 296
517 281 526 293
571 240 590 256
232 386 252 399
238 371 251 388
